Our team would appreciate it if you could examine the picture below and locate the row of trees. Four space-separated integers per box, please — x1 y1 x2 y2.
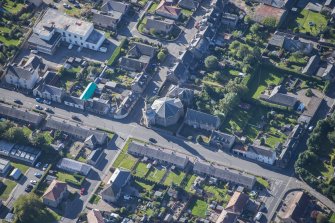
295 112 335 201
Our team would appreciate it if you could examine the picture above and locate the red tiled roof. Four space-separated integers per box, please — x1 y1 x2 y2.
87 209 105 223
156 0 181 17
42 180 67 202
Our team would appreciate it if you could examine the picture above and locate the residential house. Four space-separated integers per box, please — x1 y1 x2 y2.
145 97 184 127
168 62 189 83
44 119 108 145
42 180 68 208
189 37 210 59
278 191 309 223
178 0 199 11
0 104 44 127
193 161 256 189
119 42 157 72
0 158 11 176
91 0 129 30
155 0 182 20
84 135 100 149
57 158 92 176
298 96 323 124
63 95 85 110
302 55 320 75
28 9 105 55
28 0 43 7
87 149 103 166
87 209 105 223
184 108 221 131
128 141 190 169
166 85 194 106
101 168 131 203
260 85 298 108
209 131 236 150
144 17 174 35
233 144 276 165
131 73 150 93
10 168 22 180
316 63 335 80
4 61 40 90
86 98 110 115
268 32 313 54
225 192 249 215
251 0 293 8
221 13 239 28
33 83 65 103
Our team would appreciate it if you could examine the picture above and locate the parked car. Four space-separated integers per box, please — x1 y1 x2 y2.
34 172 42 178
63 3 72 9
25 184 33 192
44 108 53 113
68 0 76 3
42 164 49 171
254 212 263 221
149 138 157 143
30 180 37 185
14 99 22 104
35 162 42 168
31 49 39 54
43 99 51 105
68 44 73 50
35 105 43 110
72 115 81 121
74 3 81 8
35 97 43 103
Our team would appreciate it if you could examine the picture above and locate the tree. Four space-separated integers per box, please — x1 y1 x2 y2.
263 17 277 28
316 213 327 223
204 55 218 70
196 135 203 143
244 15 251 24
305 88 313 97
237 45 250 59
250 23 260 33
328 131 335 145
5 127 30 145
13 194 46 223
218 92 239 115
157 51 166 62
260 137 265 145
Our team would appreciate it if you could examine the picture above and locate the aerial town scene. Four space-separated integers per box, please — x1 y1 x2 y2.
0 0 335 222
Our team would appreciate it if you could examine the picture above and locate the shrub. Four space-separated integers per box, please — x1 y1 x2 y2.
107 39 126 66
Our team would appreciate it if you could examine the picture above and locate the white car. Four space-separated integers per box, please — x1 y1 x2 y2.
123 195 131 200
254 212 262 221
99 47 107 53
68 44 73 50
31 50 38 54
30 180 37 185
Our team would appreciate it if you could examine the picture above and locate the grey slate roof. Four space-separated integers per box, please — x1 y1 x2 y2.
178 0 199 10
151 97 183 119
5 65 36 80
144 18 174 33
63 95 85 106
128 42 156 58
261 85 298 108
247 144 275 158
57 158 91 175
252 0 288 8
302 55 320 75
268 34 285 47
0 104 43 126
180 50 194 67
44 119 107 144
21 55 45 71
193 161 256 188
28 32 61 48
210 131 236 147
184 108 220 128
102 168 130 199
101 0 129 13
92 9 119 26
128 141 190 168
35 83 64 97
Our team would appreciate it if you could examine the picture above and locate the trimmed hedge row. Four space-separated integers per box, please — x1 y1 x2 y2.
107 38 126 66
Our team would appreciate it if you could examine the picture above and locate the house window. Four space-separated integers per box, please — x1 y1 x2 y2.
74 35 77 38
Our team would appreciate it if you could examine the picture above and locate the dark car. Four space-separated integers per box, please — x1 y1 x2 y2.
14 99 22 104
72 115 81 122
25 185 33 192
149 138 157 143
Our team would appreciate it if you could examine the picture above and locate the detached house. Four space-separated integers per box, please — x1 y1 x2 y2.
260 85 298 109
178 0 199 11
209 131 236 150
144 17 174 35
225 192 249 215
233 144 276 165
102 168 131 203
120 42 157 72
92 0 129 30
42 180 68 208
184 108 221 131
33 83 65 103
4 55 46 90
155 0 182 20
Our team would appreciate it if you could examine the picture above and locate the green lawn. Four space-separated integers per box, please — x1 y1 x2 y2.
89 194 101 204
250 66 283 99
12 162 30 174
113 153 137 170
146 167 166 183
294 10 327 36
0 179 17 201
2 0 25 14
190 199 207 218
147 2 158 13
256 177 270 189
163 170 185 186
329 213 335 223
181 9 193 17
37 208 62 223
184 174 196 193
134 162 149 178
203 184 230 204
64 7 81 17
56 172 80 183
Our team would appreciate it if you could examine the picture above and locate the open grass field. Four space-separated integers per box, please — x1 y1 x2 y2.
0 179 17 201
112 138 141 170
56 172 81 184
190 199 207 218
163 170 185 186
134 162 149 178
184 174 197 192
286 9 327 36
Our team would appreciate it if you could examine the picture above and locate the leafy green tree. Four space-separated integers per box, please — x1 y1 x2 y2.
263 17 277 28
218 92 239 115
5 127 30 145
157 51 166 62
204 55 218 70
244 15 251 24
250 23 260 33
14 194 45 223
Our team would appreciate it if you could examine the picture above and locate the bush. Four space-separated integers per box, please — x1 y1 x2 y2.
107 38 126 66
157 51 166 62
